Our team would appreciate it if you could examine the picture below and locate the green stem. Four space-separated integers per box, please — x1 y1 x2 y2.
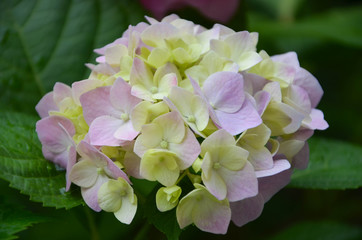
176 170 188 185
134 221 152 240
84 207 100 240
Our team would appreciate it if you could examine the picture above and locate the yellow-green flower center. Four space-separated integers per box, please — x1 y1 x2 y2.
121 113 129 121
160 140 168 149
187 115 196 123
213 162 221 170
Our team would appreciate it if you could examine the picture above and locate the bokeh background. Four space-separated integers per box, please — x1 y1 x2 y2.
0 0 361 239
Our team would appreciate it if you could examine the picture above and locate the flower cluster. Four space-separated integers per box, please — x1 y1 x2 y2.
35 14 328 234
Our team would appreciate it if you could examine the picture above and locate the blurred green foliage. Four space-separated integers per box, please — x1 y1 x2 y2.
0 0 361 239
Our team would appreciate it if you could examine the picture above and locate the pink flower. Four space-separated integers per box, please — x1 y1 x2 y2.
81 78 142 146
36 115 76 191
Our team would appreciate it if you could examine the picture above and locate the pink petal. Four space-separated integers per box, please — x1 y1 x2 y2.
230 193 264 227
168 128 201 169
271 52 300 68
254 90 271 116
255 159 291 178
85 62 117 75
80 86 120 125
96 56 106 63
294 68 323 108
36 116 75 168
292 142 309 170
89 116 127 146
192 198 231 234
53 82 72 104
110 78 142 113
188 75 221 127
65 146 76 191
35 92 57 118
81 175 109 212
77 141 130 183
242 72 267 95
202 71 244 113
285 85 311 115
114 120 139 141
220 161 258 202
245 146 274 171
303 109 329 130
216 96 262 135
72 79 103 105
258 169 292 202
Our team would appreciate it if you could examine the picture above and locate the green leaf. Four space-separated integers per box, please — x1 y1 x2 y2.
0 111 83 209
270 221 362 240
0 197 47 240
248 6 362 51
290 137 362 189
0 0 146 114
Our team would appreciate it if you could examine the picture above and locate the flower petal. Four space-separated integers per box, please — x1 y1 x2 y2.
168 128 201 169
255 159 291 178
201 129 235 156
202 71 244 113
153 111 185 143
230 192 264 227
36 92 57 118
81 174 109 212
110 78 142 113
114 194 138 224
220 161 258 202
80 86 118 125
258 169 292 202
134 123 163 157
215 96 262 135
89 116 126 146
69 159 98 188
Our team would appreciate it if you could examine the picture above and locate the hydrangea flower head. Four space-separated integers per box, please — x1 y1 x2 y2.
35 14 328 235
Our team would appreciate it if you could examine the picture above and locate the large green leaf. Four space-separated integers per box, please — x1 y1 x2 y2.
0 197 47 240
0 0 145 114
270 221 362 240
248 6 362 51
0 111 83 209
290 137 362 189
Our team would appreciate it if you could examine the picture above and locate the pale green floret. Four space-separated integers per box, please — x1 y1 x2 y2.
101 146 126 168
98 178 137 224
176 184 231 231
156 185 182 212
131 101 169 132
167 86 209 136
49 97 88 144
140 149 180 187
210 31 262 71
248 51 293 88
130 60 179 101
185 51 237 87
192 157 203 173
